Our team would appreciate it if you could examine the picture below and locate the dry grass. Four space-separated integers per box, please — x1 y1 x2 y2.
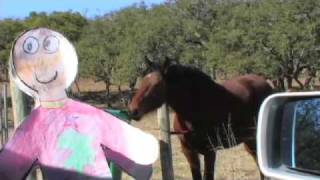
121 111 261 180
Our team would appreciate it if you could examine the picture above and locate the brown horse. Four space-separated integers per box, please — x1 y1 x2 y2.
128 60 273 180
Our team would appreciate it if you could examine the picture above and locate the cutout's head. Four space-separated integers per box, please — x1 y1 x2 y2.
9 28 78 100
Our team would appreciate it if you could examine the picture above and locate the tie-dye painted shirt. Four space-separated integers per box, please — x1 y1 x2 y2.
0 99 158 180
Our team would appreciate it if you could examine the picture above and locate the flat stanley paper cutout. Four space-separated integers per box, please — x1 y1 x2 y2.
0 27 159 180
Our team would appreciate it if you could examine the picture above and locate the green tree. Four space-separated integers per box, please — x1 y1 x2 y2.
25 11 88 42
0 19 25 81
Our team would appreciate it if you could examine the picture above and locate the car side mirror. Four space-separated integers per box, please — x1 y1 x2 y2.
257 91 320 180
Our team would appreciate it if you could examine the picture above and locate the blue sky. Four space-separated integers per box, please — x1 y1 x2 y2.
0 0 166 19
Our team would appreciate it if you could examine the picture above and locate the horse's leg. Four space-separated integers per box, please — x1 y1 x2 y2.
181 144 202 180
203 152 215 180
174 114 201 179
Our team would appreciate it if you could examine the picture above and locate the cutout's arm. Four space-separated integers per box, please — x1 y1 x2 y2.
103 146 153 180
0 125 37 179
96 110 159 179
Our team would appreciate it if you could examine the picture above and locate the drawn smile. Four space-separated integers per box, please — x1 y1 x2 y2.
35 71 58 84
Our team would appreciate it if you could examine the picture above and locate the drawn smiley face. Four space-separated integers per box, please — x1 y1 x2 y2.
22 35 60 86
10 28 78 97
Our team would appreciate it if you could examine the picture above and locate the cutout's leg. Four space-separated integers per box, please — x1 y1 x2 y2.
203 152 215 180
181 145 202 180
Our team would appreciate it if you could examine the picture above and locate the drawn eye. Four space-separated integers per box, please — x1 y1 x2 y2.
23 36 39 54
43 35 59 53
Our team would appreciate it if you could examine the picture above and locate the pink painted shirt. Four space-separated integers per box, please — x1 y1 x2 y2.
0 99 158 180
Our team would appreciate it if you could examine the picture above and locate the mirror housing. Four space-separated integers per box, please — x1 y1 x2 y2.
257 91 320 180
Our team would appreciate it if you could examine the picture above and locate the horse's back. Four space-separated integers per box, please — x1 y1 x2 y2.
222 74 272 150
222 74 272 105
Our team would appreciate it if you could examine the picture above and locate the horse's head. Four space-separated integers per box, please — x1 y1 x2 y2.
128 56 179 120
128 71 166 120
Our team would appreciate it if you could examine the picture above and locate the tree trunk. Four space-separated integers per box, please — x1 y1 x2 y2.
210 66 216 80
286 76 293 90
3 67 8 83
74 76 81 96
304 76 315 90
105 81 111 107
129 78 136 92
293 77 304 89
118 85 122 94
304 68 316 90
118 85 124 106
277 77 285 91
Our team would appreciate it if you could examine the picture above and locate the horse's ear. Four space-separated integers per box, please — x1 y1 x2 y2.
144 56 155 69
162 56 178 74
163 56 171 70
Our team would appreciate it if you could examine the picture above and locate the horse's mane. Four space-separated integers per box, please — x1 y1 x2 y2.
164 64 219 89
162 64 235 108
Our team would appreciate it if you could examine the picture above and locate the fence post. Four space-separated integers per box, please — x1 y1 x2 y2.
9 78 28 129
9 77 42 180
0 84 3 146
2 83 8 143
157 104 174 180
